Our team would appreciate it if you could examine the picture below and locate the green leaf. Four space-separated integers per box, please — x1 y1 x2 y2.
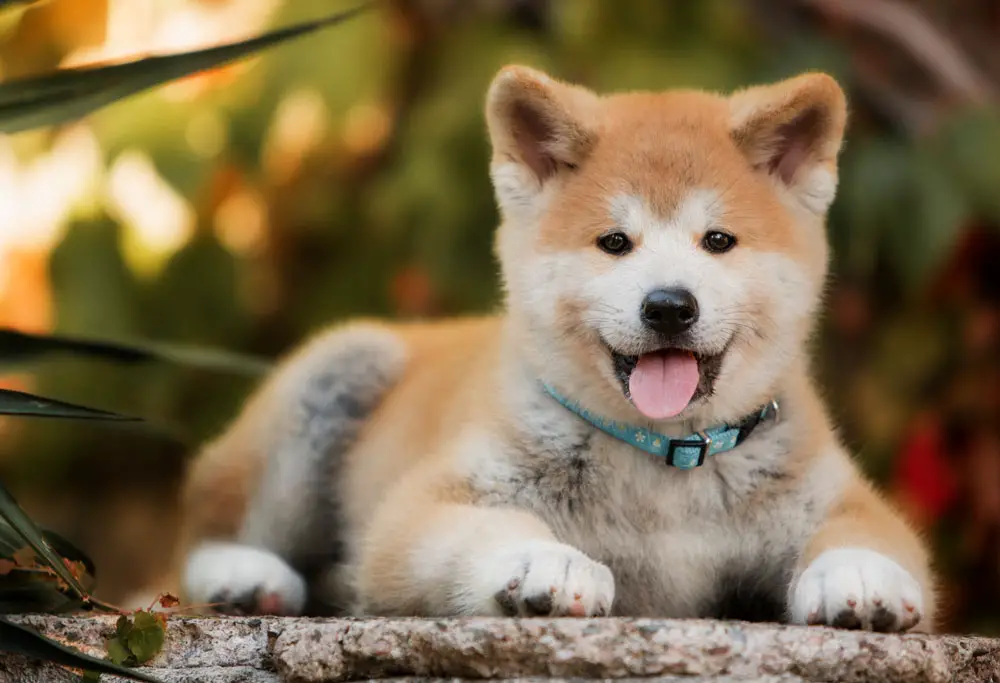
0 388 141 421
0 328 271 376
889 155 969 292
0 387 190 448
0 2 371 134
106 637 130 666
0 485 88 601
115 615 133 641
931 107 1000 222
141 342 271 376
32 529 95 579
125 612 164 664
0 330 150 365
0 520 95 576
836 138 913 278
0 388 189 446
0 572 83 614
0 521 95 614
0 617 163 682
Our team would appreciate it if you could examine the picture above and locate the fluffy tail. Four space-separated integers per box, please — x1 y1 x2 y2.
162 324 407 615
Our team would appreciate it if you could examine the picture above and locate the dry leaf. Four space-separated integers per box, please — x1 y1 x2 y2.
158 594 180 609
12 546 37 568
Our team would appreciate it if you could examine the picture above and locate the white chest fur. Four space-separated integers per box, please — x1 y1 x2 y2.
470 399 833 619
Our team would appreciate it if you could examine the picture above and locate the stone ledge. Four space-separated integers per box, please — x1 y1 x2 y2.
1 615 998 683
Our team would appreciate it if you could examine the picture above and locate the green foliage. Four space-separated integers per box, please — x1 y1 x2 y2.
832 117 1000 294
107 612 166 667
838 137 971 293
0 2 371 133
0 330 207 682
0 328 271 376
0 3 368 678
931 108 1000 222
0 486 89 601
0 388 141 420
0 220 279 643
0 617 161 682
0 520 93 614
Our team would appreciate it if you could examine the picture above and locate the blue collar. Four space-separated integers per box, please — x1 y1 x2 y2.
541 382 780 470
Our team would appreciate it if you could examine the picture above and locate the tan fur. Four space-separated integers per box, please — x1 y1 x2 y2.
171 67 935 631
178 316 499 560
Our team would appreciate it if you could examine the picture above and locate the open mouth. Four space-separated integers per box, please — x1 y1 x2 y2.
611 347 725 420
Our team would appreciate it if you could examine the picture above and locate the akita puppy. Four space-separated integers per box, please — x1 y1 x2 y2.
179 66 934 632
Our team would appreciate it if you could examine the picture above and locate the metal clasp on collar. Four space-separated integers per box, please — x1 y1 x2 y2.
665 431 712 470
761 399 781 424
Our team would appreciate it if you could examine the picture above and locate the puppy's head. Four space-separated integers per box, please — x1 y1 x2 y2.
487 66 846 426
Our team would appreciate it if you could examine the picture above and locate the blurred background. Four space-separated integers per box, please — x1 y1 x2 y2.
0 0 998 634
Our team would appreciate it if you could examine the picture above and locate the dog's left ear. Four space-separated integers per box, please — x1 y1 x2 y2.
728 73 847 214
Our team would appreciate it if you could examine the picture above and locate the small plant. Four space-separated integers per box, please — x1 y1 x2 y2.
104 611 166 669
0 330 275 682
0 1 370 679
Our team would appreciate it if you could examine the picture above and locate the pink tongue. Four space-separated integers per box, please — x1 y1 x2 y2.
628 351 700 419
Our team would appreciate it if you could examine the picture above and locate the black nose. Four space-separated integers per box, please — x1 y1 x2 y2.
641 288 699 335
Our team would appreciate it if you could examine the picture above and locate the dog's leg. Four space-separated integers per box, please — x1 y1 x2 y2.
182 325 406 615
353 474 615 617
788 473 935 633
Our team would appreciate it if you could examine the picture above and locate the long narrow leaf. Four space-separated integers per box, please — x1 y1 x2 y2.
0 571 85 614
33 529 95 579
0 486 88 601
0 389 141 421
0 617 163 682
0 521 95 578
0 521 95 614
0 328 271 376
142 342 271 376
0 329 147 364
0 388 191 447
0 2 371 133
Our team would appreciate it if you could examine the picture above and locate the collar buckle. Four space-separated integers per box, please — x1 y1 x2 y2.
763 399 781 423
665 431 712 470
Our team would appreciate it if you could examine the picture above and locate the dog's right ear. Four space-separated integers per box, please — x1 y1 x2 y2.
486 66 598 215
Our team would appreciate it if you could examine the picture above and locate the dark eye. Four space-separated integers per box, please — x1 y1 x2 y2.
702 230 736 254
597 232 632 255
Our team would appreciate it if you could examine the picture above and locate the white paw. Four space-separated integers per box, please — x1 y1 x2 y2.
182 541 307 616
789 548 923 632
472 541 614 617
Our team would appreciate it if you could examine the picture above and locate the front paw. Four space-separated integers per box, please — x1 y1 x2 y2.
183 542 307 616
789 548 923 632
481 541 614 617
